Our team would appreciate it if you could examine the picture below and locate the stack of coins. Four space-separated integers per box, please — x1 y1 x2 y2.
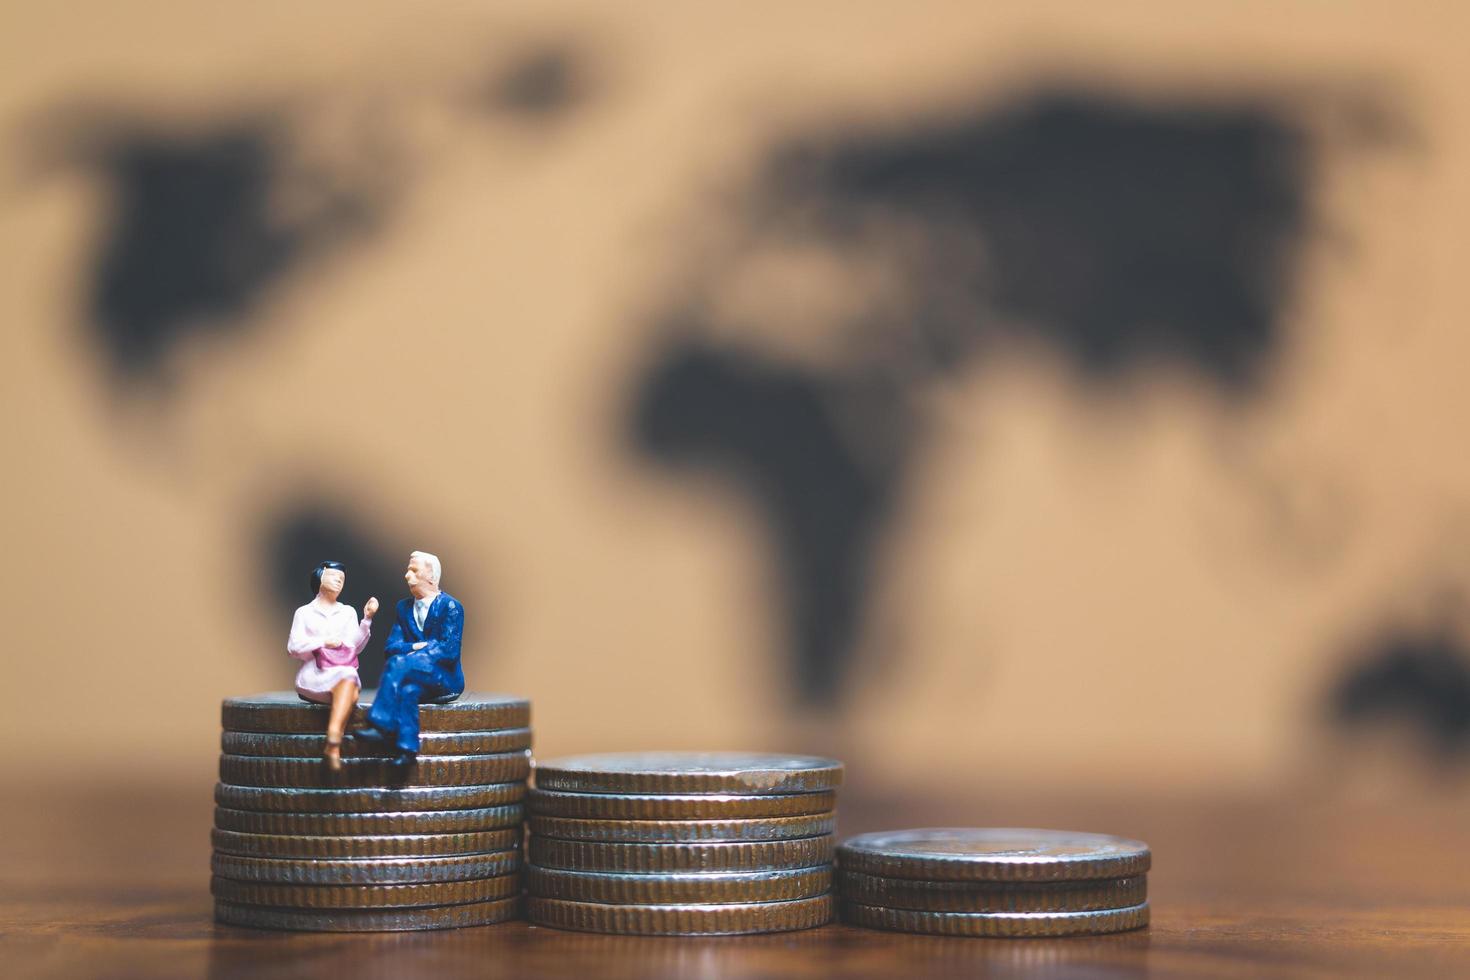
837 828 1151 938
212 692 532 932
526 752 843 936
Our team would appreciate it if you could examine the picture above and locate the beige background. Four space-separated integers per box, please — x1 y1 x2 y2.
1 0 1465 801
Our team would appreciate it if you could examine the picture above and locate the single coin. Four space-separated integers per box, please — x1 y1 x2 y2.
222 728 533 758
835 871 1147 913
837 829 1151 882
218 751 531 788
211 828 520 859
214 805 524 836
527 865 831 905
529 789 837 820
839 900 1150 937
211 874 521 909
533 752 842 796
528 894 832 936
215 782 525 813
210 850 520 885
215 896 522 932
530 813 835 843
529 835 834 873
222 692 531 734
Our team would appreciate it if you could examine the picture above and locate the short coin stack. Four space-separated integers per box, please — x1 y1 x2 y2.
212 691 532 932
837 828 1150 937
527 752 843 935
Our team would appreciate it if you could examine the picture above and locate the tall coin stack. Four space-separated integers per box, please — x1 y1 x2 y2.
212 692 532 932
837 828 1151 937
527 752 843 935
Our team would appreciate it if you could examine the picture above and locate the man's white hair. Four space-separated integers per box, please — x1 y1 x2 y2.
410 550 441 587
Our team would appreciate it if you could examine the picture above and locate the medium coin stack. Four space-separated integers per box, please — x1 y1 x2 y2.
837 828 1151 938
212 691 532 932
527 752 843 935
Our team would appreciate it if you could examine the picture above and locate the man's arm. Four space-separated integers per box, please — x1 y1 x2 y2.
420 598 463 665
383 606 412 658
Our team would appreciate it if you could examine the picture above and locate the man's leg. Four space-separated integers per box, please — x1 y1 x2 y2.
361 656 410 742
381 653 451 756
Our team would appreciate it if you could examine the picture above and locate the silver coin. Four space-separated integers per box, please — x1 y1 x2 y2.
528 789 837 820
215 896 522 932
211 874 521 909
211 828 520 859
528 865 832 904
215 782 526 814
527 894 832 936
210 850 521 885
533 752 843 795
529 835 834 873
838 828 1151 882
835 870 1148 913
218 751 531 788
222 728 532 758
214 805 524 836
222 691 531 734
840 900 1150 937
529 813 835 843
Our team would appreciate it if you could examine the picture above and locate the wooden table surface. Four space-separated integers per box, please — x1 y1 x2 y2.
4 778 1469 978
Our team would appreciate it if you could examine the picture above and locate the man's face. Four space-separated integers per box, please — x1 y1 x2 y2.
318 568 344 599
405 556 430 592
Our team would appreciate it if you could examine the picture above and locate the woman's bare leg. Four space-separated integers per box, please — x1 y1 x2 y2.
328 679 358 740
323 679 358 769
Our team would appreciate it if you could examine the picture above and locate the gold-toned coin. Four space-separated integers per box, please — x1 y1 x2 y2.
527 894 832 936
214 805 524 836
835 871 1147 913
837 829 1151 882
533 752 842 796
529 835 834 873
222 692 531 734
218 751 531 788
211 874 521 909
839 900 1150 937
528 789 837 820
527 866 831 905
222 728 532 758
211 828 519 859
214 782 526 814
215 896 522 932
530 813 835 843
211 850 521 885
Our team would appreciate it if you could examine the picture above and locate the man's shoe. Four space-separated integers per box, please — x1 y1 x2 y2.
389 750 416 768
348 725 390 749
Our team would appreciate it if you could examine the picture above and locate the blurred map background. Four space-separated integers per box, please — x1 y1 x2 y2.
2 0 1466 806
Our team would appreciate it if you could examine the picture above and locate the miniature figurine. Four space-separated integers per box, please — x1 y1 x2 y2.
286 561 379 771
350 551 464 766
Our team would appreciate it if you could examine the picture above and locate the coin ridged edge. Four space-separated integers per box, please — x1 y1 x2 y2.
211 828 520 859
529 835 834 873
529 813 836 843
839 900 1150 937
836 831 1151 883
528 790 837 820
532 762 842 796
835 871 1148 913
527 865 832 904
221 693 530 734
210 850 521 885
215 895 523 932
214 782 526 813
222 729 533 758
214 805 525 835
218 752 532 789
211 874 522 909
527 894 833 936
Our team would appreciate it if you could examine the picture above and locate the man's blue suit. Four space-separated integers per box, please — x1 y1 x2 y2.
365 592 465 754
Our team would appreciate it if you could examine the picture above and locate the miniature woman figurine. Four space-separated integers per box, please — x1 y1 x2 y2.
286 561 379 771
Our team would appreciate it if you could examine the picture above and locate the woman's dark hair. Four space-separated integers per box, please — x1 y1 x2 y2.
311 560 346 596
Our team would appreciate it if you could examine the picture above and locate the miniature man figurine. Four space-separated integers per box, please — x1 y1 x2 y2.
351 550 465 765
